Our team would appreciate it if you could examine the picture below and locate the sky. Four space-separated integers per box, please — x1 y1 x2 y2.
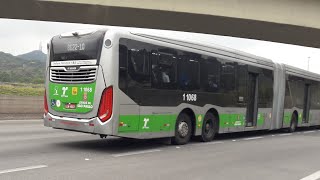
1 18 320 74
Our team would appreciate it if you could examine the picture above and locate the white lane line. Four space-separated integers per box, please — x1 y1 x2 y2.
300 170 320 180
0 133 89 143
0 165 48 175
202 141 224 145
192 141 224 146
271 135 276 137
304 131 316 134
243 137 264 141
278 133 293 136
112 149 162 157
0 119 42 123
232 140 237 142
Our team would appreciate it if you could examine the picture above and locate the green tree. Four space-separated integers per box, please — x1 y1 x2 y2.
0 72 10 82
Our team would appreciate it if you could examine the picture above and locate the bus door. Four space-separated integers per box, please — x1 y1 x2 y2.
246 72 259 127
302 84 311 124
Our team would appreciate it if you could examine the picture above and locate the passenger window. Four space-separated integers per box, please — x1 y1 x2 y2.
178 56 200 91
220 61 236 92
311 83 320 109
119 45 128 91
258 69 273 106
236 63 247 102
151 52 177 89
200 57 221 92
128 49 150 84
119 45 128 70
130 49 149 75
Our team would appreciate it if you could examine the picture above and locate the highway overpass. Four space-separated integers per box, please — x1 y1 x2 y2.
0 0 320 48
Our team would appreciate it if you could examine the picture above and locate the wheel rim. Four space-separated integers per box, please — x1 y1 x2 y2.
178 121 189 137
204 120 214 137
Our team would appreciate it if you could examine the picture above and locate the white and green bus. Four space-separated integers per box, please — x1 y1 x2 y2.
44 29 320 144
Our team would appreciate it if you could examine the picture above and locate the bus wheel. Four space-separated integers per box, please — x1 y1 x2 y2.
201 112 217 142
289 113 298 133
172 113 192 145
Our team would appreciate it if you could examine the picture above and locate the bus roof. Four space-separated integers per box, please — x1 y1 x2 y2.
285 64 320 81
130 32 274 68
55 28 320 81
128 31 320 81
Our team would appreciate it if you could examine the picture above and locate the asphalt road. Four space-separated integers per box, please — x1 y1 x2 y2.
1 120 320 180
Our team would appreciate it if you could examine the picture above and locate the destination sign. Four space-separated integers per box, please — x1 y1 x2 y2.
67 43 85 51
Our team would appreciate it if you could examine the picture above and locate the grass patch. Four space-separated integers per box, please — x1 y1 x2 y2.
0 83 44 96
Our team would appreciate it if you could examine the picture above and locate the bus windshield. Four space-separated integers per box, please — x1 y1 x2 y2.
51 30 105 62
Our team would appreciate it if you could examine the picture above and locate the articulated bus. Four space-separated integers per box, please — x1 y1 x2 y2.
44 29 320 145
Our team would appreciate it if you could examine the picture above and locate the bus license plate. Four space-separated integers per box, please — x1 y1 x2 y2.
65 103 76 109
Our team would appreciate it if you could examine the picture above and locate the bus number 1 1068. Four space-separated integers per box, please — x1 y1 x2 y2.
183 93 197 102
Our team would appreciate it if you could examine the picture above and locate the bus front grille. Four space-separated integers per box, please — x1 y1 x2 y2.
50 66 98 83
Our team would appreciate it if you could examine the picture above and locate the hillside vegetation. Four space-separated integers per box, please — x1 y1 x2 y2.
0 83 44 96
0 50 46 96
0 51 46 84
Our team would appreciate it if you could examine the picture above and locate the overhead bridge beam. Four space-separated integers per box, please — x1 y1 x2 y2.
1 0 320 48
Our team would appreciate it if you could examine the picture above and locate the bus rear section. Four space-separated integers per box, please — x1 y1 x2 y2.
43 29 114 136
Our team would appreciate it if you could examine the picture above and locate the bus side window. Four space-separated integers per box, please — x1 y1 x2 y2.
311 82 320 109
310 83 317 109
151 52 177 89
237 63 247 103
200 57 221 93
288 76 304 109
178 56 200 91
220 60 236 92
258 68 273 107
128 49 150 85
119 45 128 92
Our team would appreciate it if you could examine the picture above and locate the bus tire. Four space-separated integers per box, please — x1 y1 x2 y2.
289 113 298 133
201 112 218 142
172 113 192 145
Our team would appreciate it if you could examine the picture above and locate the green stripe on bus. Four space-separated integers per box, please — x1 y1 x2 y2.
118 113 266 133
220 114 246 128
118 114 177 133
257 113 265 126
298 113 303 123
283 112 291 125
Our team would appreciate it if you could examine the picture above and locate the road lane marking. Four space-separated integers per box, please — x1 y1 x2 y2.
0 120 42 123
300 170 320 180
303 131 316 134
0 165 48 175
0 133 89 143
192 141 224 146
202 141 224 145
243 137 264 141
112 149 162 157
232 140 237 142
278 133 293 136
